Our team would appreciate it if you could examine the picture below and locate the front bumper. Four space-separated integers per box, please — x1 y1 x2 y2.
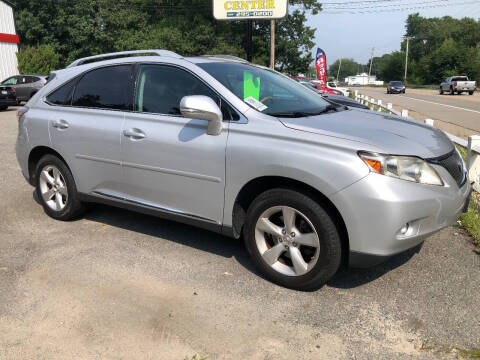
389 88 405 93
331 165 471 268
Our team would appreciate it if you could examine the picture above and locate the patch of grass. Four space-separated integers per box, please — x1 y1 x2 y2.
184 355 207 360
454 144 480 253
459 199 480 254
457 345 480 358
456 144 468 162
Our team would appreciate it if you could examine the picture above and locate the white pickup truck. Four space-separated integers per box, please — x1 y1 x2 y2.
439 76 477 95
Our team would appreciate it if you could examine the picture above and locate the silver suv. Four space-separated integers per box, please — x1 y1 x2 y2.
15 50 471 290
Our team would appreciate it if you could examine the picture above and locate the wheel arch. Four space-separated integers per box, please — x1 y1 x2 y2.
231 176 349 261
28 146 70 186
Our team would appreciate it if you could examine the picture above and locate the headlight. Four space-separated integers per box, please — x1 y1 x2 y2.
359 152 444 186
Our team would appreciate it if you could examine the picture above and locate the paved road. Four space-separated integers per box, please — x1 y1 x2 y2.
356 87 480 134
1 108 479 359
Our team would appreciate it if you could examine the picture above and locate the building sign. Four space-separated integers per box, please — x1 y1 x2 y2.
213 0 288 20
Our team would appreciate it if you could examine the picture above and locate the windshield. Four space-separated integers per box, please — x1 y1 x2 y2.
390 81 403 86
198 62 331 117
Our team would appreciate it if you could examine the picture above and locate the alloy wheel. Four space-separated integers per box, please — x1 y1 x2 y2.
39 165 68 211
254 206 320 276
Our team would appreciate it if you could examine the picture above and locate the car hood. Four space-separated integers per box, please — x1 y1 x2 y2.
278 109 454 158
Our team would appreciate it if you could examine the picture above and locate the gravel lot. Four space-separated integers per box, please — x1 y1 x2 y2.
1 107 479 359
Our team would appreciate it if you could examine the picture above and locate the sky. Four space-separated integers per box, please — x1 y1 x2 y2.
306 0 480 67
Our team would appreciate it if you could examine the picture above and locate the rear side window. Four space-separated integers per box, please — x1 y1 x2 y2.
28 76 41 83
46 80 76 106
72 65 133 110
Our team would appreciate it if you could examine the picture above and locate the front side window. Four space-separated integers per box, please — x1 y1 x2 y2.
2 77 17 85
72 65 133 110
198 62 331 117
135 64 239 121
46 79 76 106
135 64 218 115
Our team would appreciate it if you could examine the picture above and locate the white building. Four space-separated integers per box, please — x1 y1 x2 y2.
0 0 19 81
345 73 383 86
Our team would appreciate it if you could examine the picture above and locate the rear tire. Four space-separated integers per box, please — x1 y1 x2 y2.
35 154 86 221
0 106 7 111
244 188 342 291
450 86 455 95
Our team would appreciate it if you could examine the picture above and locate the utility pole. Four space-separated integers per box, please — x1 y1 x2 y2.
336 58 342 83
404 36 414 83
270 20 275 69
368 47 374 85
246 20 253 62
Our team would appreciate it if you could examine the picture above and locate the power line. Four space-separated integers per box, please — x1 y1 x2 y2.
322 0 450 9
321 0 479 14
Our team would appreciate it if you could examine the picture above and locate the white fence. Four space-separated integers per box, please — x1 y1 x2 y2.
354 90 480 193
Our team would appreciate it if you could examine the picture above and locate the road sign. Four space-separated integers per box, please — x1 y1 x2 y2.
213 0 288 20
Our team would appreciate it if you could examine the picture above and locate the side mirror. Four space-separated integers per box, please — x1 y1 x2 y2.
180 95 223 136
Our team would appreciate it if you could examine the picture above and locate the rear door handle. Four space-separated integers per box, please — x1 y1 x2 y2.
52 119 69 129
123 128 145 139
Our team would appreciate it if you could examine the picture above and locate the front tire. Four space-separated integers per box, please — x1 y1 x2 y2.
244 189 342 290
0 106 7 110
469 91 474 95
439 87 444 94
35 154 86 221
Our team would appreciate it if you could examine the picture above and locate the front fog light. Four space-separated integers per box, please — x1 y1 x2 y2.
400 223 409 235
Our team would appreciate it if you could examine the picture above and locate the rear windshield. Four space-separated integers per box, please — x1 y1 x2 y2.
452 77 469 81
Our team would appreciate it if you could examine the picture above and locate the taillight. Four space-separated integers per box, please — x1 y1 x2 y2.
454 81 457 87
16 106 29 121
8 88 15 94
475 82 477 87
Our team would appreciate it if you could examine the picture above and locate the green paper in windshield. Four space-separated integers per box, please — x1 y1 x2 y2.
244 71 261 101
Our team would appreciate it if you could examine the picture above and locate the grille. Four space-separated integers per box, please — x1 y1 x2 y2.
428 150 465 186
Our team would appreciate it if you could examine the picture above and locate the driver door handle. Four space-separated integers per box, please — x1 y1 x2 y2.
52 119 69 129
123 128 146 139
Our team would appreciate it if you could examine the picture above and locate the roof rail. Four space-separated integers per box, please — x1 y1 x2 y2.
200 55 249 63
67 50 183 68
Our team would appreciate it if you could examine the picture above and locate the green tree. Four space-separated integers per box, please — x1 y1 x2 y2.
328 58 361 81
16 44 61 74
12 0 322 74
377 52 405 82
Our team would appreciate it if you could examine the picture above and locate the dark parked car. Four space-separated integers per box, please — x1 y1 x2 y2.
387 81 406 94
0 85 17 110
298 81 370 110
0 75 47 103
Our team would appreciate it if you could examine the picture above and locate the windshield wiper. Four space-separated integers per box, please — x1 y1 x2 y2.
268 104 340 118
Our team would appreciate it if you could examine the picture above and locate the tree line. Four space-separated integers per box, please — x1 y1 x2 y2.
329 14 480 85
12 0 321 75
